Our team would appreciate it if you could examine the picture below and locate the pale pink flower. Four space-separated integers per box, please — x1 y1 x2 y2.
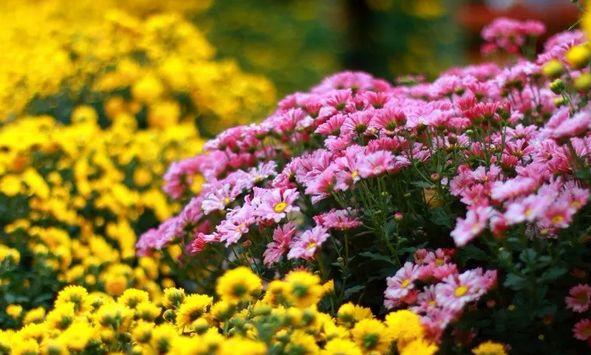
384 262 421 307
216 205 256 246
551 112 591 141
201 184 235 215
435 268 497 312
287 226 330 260
451 207 492 246
253 187 300 223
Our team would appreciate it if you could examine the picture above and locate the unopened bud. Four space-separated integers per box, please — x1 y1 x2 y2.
549 79 565 94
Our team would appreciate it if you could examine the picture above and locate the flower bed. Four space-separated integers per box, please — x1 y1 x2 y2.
136 18 591 353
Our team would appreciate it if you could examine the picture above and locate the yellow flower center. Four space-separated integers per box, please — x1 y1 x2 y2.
273 201 288 213
223 197 231 205
306 241 317 250
435 258 444 266
351 170 359 179
401 279 411 288
551 215 564 224
454 285 469 298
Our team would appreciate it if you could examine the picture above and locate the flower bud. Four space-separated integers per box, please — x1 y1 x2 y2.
553 96 566 107
549 79 565 94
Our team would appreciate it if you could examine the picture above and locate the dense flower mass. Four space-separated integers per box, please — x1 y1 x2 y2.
0 110 202 328
0 0 275 133
0 0 276 330
138 17 591 353
0 268 446 355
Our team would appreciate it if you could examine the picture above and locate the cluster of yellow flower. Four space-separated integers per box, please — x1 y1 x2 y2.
0 0 275 133
0 0 276 328
0 267 444 355
0 107 203 324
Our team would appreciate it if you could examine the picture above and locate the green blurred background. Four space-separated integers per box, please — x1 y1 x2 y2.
192 0 577 97
193 0 464 96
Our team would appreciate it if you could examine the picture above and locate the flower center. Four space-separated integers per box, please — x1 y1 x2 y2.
551 215 564 224
351 170 359 179
273 201 288 213
401 279 411 288
223 197 231 205
435 258 444 266
305 241 317 250
454 285 469 298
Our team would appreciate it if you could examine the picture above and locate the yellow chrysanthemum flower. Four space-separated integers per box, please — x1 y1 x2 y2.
176 294 214 329
215 267 262 304
55 285 89 313
400 338 438 355
322 338 363 355
472 341 507 355
336 302 373 328
385 309 424 344
283 271 324 308
351 319 393 353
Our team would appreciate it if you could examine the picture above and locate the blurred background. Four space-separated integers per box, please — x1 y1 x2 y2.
193 0 579 96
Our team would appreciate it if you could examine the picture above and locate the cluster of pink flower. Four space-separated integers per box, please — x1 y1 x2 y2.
566 284 591 344
140 28 589 255
384 248 497 340
481 17 547 55
137 18 591 346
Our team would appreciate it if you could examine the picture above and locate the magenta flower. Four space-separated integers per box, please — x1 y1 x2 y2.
313 209 361 231
263 222 297 266
566 284 591 313
574 319 591 341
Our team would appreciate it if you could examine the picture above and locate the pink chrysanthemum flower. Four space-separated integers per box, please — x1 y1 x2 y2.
313 209 361 231
384 262 421 307
287 226 330 260
451 207 492 246
435 268 497 312
201 184 235 215
566 284 591 313
574 319 591 341
253 187 300 223
263 222 297 266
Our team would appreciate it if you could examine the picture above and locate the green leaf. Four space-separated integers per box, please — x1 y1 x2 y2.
461 244 489 262
358 252 396 265
344 285 365 298
429 207 452 228
540 267 567 282
504 273 526 291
